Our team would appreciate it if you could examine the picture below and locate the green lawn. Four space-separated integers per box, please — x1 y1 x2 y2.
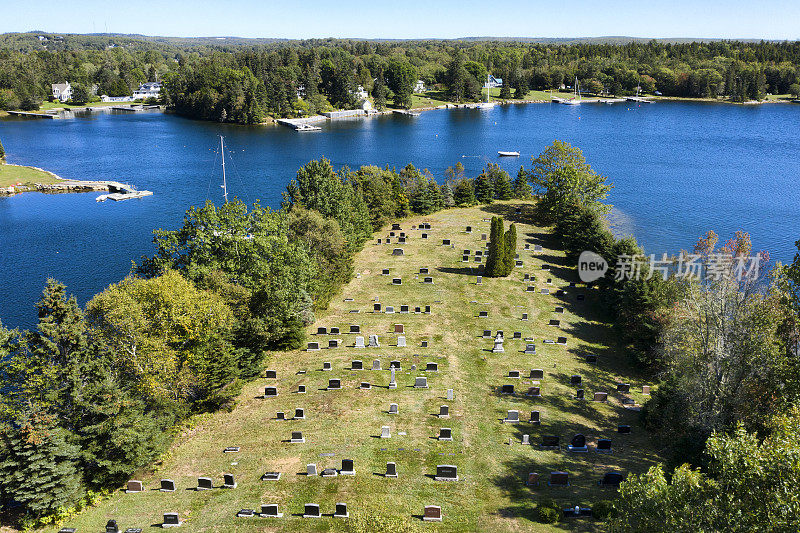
47 201 660 532
37 100 145 111
0 163 60 187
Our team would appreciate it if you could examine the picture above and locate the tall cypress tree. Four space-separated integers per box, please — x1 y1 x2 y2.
485 217 505 277
501 223 517 276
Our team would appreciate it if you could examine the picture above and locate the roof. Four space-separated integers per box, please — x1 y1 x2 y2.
51 83 70 91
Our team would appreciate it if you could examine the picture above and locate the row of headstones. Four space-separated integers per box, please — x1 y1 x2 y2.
126 476 237 494
500 384 620 401
372 303 432 314
319 374 433 390
500 408 633 432
237 503 444 522
525 470 626 488
379 425 453 441
386 402 452 417
497 370 647 393
58 514 182 531
309 332 415 350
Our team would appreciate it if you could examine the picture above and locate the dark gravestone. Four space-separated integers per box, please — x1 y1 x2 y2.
435 464 458 481
425 305 431 313
617 382 631 393
557 336 567 344
260 504 283 518
549 319 560 326
597 439 612 453
162 513 181 527
106 519 119 533
340 459 355 475
426 362 439 372
328 339 338 348
328 379 341 390
618 425 632 434
290 431 304 443
223 473 237 488
549 471 570 486
442 239 450 245
570 434 587 448
392 278 402 285
530 410 540 424
386 462 398 477
351 360 363 370
570 375 582 385
160 479 175 492
530 369 544 379
541 435 560 449
276 411 285 420
334 503 349 518
382 268 390 275
307 342 320 350
265 369 277 379
439 428 453 441
374 303 382 311
423 505 442 522
236 509 255 518
482 330 491 338
197 476 213 490
400 305 409 313
264 386 278 397
317 326 327 335
294 408 305 419
261 471 281 481
513 331 522 339
322 362 332 371
527 385 540 397
350 325 361 333
330 327 340 335
508 370 520 378
575 389 585 400
390 360 401 369
601 471 626 487
420 267 429 274
501 384 514 394
303 504 321 518
126 479 143 492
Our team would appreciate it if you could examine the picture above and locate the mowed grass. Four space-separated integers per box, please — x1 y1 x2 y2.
0 164 60 187
49 201 660 533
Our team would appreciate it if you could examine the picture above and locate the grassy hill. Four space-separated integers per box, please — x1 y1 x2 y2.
48 201 659 532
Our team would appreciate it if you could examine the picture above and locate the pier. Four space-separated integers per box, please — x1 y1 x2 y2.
7 110 59 119
625 96 655 103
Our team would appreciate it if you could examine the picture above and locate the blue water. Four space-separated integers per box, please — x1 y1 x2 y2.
1 102 799 329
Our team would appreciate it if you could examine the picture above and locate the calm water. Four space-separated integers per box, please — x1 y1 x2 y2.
1 102 799 329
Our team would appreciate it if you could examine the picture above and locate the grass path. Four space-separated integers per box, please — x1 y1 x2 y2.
48 201 660 532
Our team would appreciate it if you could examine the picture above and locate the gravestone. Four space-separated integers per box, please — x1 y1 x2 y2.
276 411 285 420
372 359 381 370
389 403 399 414
617 383 630 393
162 513 182 527
575 389 585 400
425 305 431 313
385 306 395 314
549 472 570 487
570 375 582 385
442 239 450 245
523 344 536 354
541 435 560 449
492 334 505 353
555 306 564 313
465 225 472 233
307 463 317 476
549 319 560 326
504 410 520 423
521 313 529 320
328 339 339 348
160 479 175 492
106 520 119 533
526 472 539 486
290 431 305 443
321 468 338 477
377 238 382 244
260 504 283 518
382 269 390 275
294 408 305 419
481 234 487 240
397 336 406 347
323 361 332 371
223 446 239 453
447 388 454 400
389 367 397 389
594 391 608 402
394 323 404 333
642 385 651 394
463 255 470 262
126 480 143 493
386 462 398 478
423 505 443 522
392 223 401 230
439 427 453 441
264 386 278 398
482 330 491 338
597 439 612 453
527 384 541 397
340 459 355 475
601 471 626 487
534 245 543 252
618 425 632 434
420 267 429 274
354 336 366 348
508 370 520 378
334 503 349 518
475 250 483 257
513 331 522 339
435 464 457 480
585 354 598 363
261 471 281 481
501 384 514 394
522 434 530 445
415 376 429 388
400 305 409 313
568 434 588 452
557 336 567 345
317 326 327 335
478 311 488 318
421 340 428 347
439 405 449 418
515 260 523 267
530 369 544 379
423 277 433 284
390 360 401 369
350 324 361 333
197 477 213 490
328 379 341 390
381 426 391 438
303 504 321 518
422 233 428 239
360 382 371 389
426 362 438 372
330 327 340 334
530 410 540 424
374 303 382 312
307 342 320 351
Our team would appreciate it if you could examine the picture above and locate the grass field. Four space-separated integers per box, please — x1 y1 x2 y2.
0 164 60 187
48 201 660 532
37 100 141 111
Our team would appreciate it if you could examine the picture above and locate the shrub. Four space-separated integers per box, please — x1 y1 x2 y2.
537 498 560 523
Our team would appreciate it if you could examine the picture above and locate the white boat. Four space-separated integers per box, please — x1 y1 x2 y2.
498 151 520 157
476 74 497 109
563 77 582 105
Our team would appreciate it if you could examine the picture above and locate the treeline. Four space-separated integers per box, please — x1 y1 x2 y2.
3 37 800 120
528 142 800 529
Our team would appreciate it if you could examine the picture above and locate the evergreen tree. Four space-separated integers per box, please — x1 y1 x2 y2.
0 413 82 519
488 164 513 200
499 70 512 99
513 166 533 199
515 75 528 99
501 223 517 276
474 171 495 204
373 69 387 110
442 179 455 207
0 137 5 161
453 179 476 206
484 217 505 277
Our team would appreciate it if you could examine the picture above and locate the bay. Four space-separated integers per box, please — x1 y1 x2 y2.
1 101 799 329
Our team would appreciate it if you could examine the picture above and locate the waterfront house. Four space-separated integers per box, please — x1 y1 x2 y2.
355 85 369 100
133 82 161 100
487 75 503 88
51 82 72 102
414 79 426 93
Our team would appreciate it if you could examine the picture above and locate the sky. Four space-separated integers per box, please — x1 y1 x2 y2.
2 0 798 40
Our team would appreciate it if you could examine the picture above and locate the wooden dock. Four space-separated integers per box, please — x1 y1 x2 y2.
7 110 58 119
625 96 655 103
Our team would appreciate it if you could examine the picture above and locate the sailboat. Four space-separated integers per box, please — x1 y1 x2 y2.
563 77 581 105
212 136 253 240
476 74 497 109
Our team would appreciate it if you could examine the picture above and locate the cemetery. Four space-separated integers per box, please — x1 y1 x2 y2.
54 203 658 532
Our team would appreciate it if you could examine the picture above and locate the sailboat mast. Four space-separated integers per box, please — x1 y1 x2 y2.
220 135 228 203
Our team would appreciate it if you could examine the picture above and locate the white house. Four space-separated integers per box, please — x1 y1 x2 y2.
51 82 72 102
355 85 368 100
133 82 161 100
486 75 503 88
414 79 426 93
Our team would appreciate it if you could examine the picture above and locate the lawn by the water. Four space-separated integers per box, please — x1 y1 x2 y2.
0 163 60 187
49 201 660 532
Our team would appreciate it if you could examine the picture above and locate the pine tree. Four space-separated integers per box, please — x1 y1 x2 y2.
442 179 455 207
499 70 512 99
453 179 475 206
0 137 5 161
490 165 513 200
474 172 495 204
501 223 517 276
373 69 387 110
0 413 82 519
513 166 533 199
484 217 505 277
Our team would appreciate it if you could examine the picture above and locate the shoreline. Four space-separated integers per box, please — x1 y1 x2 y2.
0 164 140 197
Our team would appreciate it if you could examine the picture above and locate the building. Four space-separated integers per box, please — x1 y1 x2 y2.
414 80 426 93
486 75 503 88
51 82 72 102
355 85 368 100
133 82 161 100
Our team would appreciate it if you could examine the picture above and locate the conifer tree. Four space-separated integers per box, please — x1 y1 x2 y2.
0 137 5 161
474 172 495 204
373 68 387 110
485 217 505 277
490 165 513 200
513 166 533 199
442 179 455 207
453 179 476 206
501 223 517 276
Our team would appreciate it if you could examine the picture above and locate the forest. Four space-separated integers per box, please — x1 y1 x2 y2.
1 33 799 122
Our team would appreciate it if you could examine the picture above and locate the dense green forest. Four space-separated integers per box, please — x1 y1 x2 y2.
1 33 799 121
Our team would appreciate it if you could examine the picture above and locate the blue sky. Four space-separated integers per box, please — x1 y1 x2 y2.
3 0 798 40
